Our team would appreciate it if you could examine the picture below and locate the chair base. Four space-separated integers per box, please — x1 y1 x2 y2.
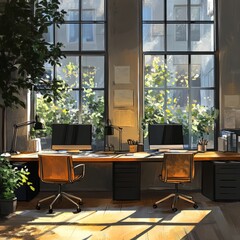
36 188 82 214
153 192 198 212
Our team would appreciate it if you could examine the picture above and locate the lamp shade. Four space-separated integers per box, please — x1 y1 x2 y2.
105 125 114 135
34 115 44 130
10 115 44 154
104 119 114 135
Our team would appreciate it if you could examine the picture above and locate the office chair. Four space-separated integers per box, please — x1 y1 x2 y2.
153 152 198 212
36 154 85 214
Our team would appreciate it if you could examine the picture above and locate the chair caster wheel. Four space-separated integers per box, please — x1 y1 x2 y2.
76 207 81 213
48 208 53 214
193 204 198 209
172 207 178 212
153 204 157 209
36 204 40 210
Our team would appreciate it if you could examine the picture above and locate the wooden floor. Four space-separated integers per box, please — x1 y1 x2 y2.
0 190 240 240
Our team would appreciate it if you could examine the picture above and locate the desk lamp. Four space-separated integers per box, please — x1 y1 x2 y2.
10 115 44 154
104 119 123 151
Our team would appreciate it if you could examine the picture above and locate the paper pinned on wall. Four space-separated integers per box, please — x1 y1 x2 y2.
113 109 135 127
224 95 240 108
114 89 134 107
224 109 236 128
114 66 130 84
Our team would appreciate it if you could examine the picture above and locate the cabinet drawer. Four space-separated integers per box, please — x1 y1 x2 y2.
114 163 140 173
215 174 240 181
215 180 239 188
215 164 240 174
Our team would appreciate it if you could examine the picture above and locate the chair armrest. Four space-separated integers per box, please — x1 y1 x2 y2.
74 163 85 178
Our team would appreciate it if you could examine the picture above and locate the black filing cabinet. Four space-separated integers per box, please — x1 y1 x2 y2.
202 161 240 201
113 162 141 200
13 162 40 201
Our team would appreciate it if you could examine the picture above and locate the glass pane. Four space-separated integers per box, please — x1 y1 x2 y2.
167 24 188 51
191 24 214 51
190 89 215 148
167 0 188 20
191 55 214 87
81 23 105 50
43 25 53 44
56 24 79 51
81 56 105 88
191 89 214 107
142 0 164 21
168 89 189 109
144 55 166 88
82 0 105 21
56 56 79 88
144 89 166 120
69 90 79 109
167 55 188 87
44 63 53 82
81 89 105 146
191 0 214 21
59 0 79 20
143 24 164 51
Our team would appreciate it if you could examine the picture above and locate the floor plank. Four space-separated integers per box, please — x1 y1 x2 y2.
0 191 239 240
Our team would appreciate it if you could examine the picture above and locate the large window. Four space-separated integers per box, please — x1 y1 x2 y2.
36 0 106 150
142 0 217 149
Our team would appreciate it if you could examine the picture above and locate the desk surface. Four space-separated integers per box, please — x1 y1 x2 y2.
10 151 240 162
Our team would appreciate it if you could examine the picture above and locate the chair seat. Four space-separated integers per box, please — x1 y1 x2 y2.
153 153 198 212
37 154 85 214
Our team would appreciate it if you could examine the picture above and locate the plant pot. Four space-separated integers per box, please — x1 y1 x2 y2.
0 197 17 216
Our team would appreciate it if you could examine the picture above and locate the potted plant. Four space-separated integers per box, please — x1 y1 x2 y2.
0 156 35 216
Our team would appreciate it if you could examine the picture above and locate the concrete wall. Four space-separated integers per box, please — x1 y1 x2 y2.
218 0 240 129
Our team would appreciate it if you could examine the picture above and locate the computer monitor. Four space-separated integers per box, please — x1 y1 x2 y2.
148 123 184 150
51 124 92 151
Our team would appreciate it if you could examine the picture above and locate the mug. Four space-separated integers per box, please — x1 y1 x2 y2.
28 138 42 152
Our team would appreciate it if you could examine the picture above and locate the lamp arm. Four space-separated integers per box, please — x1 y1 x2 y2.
15 120 36 128
10 120 36 154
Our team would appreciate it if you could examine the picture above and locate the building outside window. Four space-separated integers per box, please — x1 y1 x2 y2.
35 0 106 150
142 0 217 149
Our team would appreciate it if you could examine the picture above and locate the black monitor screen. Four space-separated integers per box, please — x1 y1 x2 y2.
148 124 184 150
51 124 92 151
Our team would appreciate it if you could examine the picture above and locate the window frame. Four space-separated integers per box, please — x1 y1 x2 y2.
141 0 218 150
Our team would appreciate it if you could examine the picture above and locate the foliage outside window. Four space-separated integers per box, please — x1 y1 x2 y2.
32 62 104 149
143 56 218 149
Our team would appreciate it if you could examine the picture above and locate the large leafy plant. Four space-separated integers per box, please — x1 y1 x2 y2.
0 156 34 200
0 0 67 108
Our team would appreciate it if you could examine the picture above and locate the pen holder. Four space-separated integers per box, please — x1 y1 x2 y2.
197 144 207 153
137 143 144 152
129 145 138 153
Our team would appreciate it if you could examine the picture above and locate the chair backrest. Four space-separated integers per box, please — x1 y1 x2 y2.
161 153 194 183
38 154 75 183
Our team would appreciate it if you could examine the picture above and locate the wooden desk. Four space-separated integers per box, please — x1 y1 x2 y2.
10 151 240 162
10 151 240 201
